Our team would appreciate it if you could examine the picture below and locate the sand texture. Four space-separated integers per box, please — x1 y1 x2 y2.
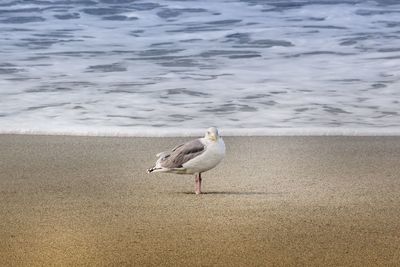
1 135 400 266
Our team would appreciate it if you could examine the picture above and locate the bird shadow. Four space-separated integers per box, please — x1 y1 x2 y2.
178 191 285 195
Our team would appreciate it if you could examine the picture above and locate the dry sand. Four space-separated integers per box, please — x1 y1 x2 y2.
1 135 400 266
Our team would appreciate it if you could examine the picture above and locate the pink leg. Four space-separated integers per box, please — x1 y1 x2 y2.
195 173 202 194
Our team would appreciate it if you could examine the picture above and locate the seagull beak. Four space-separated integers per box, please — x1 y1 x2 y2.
210 134 217 141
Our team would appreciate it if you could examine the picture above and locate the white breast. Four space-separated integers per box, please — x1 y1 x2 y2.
182 137 225 174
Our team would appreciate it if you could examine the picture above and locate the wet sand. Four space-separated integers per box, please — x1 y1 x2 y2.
1 135 400 266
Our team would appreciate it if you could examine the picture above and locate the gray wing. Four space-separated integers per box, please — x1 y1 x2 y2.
156 143 184 158
160 139 205 169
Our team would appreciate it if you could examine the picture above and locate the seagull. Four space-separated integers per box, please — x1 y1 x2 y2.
147 127 226 194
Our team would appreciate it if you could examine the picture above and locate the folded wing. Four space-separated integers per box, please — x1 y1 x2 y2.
160 139 205 169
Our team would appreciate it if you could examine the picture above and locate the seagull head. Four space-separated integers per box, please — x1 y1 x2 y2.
205 127 219 142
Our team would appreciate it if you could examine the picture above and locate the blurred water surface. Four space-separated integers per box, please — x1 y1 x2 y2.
1 0 400 134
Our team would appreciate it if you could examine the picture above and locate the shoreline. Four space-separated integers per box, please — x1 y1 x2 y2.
1 135 400 266
2 127 400 137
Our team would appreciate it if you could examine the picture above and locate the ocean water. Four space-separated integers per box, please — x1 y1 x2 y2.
1 0 400 136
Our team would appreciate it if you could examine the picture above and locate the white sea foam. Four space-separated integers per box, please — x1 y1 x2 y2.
0 0 399 136
2 128 400 137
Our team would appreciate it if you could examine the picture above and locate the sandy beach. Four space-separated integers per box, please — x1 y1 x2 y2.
1 135 400 266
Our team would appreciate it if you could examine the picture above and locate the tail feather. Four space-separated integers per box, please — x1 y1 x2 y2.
147 166 161 173
156 151 169 158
